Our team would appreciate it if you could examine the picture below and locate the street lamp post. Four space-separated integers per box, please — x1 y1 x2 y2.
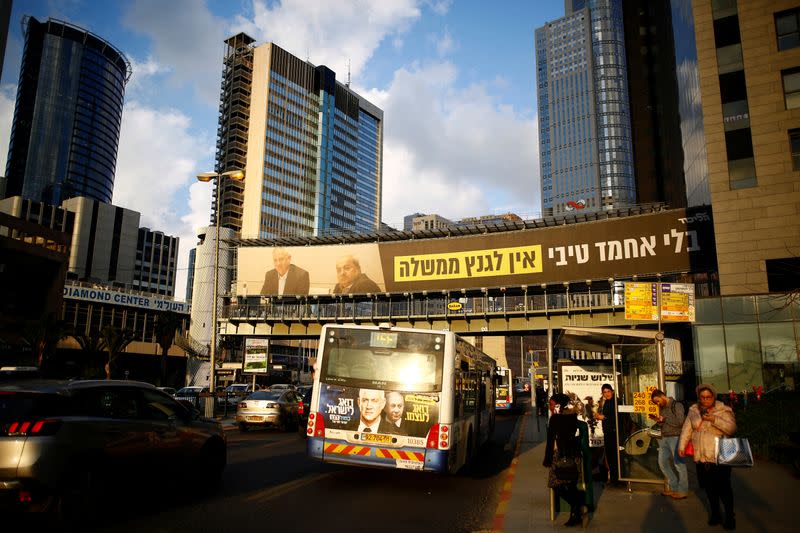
196 169 244 406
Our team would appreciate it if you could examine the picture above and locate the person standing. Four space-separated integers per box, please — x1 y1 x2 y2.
543 393 589 527
679 384 738 530
595 383 621 485
650 389 688 499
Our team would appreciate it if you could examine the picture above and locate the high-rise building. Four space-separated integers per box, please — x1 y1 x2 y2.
622 0 711 208
186 248 196 302
213 33 255 232
60 197 139 286
232 40 383 238
4 17 130 206
133 228 179 297
536 0 636 216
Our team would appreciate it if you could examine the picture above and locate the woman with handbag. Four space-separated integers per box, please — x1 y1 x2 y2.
678 383 737 530
543 393 589 528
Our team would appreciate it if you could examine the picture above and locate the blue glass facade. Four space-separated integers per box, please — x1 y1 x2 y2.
253 45 382 239
671 0 711 206
4 17 130 206
536 0 635 215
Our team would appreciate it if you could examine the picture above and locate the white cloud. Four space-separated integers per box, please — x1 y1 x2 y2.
357 62 540 227
425 0 453 16
235 0 422 79
122 0 229 106
126 55 171 94
114 102 215 299
433 27 456 57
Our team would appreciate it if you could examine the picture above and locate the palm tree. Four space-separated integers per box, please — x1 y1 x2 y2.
100 326 135 380
22 313 71 369
72 329 106 379
154 312 182 386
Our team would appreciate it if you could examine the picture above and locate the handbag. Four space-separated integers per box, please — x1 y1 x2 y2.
554 454 582 482
684 440 694 456
715 436 754 467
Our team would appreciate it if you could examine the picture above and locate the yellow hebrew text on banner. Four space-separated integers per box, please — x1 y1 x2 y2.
394 245 543 282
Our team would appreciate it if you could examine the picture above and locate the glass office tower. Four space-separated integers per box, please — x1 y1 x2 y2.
238 41 383 239
4 17 130 206
536 0 635 216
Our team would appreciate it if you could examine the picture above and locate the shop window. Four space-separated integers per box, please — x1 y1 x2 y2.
776 8 800 51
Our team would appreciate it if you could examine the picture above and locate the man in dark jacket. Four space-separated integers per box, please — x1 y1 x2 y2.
595 383 621 485
333 255 380 294
261 248 310 296
650 389 688 498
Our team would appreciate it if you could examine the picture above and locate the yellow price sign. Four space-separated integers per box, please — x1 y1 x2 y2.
633 386 659 416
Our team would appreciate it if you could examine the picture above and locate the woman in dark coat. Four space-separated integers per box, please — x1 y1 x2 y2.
543 393 589 527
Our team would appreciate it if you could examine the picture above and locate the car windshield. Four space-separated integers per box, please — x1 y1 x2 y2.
248 391 282 401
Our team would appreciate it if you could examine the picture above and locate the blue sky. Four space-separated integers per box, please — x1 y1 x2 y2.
0 0 566 299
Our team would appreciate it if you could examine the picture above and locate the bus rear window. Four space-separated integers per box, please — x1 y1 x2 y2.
320 329 444 392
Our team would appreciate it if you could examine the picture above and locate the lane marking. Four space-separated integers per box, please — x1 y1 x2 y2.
491 413 527 533
243 472 335 504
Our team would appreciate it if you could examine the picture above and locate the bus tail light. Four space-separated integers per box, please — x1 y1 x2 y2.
426 424 450 450
308 412 325 437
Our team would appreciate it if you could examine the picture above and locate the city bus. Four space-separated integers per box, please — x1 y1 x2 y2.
305 324 497 474
495 366 516 412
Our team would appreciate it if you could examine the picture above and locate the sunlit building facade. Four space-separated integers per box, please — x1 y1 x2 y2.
239 41 383 238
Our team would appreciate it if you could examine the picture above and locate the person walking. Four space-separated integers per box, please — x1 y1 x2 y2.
543 393 589 528
595 383 621 485
650 389 688 499
679 384 738 530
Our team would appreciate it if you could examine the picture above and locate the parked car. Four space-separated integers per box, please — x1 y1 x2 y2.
298 386 313 437
157 386 177 396
268 383 296 392
174 386 209 409
0 380 226 519
219 384 255 406
236 390 300 432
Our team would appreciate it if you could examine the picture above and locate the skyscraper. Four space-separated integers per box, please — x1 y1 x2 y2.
4 17 130 206
229 40 382 238
536 0 636 216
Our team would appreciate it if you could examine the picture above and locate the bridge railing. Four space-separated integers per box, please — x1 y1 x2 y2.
222 290 622 322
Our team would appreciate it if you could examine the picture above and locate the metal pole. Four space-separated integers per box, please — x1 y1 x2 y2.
656 282 665 390
210 174 220 405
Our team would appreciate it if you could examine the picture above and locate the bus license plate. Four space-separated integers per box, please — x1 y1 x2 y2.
362 432 392 444
247 416 264 422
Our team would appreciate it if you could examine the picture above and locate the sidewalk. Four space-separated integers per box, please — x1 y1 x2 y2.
501 410 799 532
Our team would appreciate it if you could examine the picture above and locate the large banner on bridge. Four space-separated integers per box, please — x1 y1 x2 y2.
237 207 715 296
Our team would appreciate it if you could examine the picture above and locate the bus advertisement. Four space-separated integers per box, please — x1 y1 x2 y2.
306 325 497 474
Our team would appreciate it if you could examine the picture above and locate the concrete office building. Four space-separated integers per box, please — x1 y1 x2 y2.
132 228 179 297
4 17 130 206
536 0 636 216
687 0 800 394
234 40 383 238
60 197 139 286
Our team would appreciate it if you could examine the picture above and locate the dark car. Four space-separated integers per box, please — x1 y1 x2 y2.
298 386 313 437
0 380 226 519
236 390 300 432
174 386 209 409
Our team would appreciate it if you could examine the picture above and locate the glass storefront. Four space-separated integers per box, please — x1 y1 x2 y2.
694 295 799 393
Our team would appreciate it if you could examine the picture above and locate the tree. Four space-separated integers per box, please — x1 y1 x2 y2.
100 326 135 380
22 313 70 369
154 312 182 386
72 329 107 379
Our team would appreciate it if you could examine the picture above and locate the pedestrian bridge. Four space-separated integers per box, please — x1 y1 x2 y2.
221 283 640 338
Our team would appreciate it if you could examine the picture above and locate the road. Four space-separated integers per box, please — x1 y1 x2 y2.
90 404 526 533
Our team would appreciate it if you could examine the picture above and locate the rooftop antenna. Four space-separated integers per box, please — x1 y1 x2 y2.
346 59 351 87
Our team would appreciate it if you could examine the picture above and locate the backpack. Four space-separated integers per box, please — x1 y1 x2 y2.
669 398 688 419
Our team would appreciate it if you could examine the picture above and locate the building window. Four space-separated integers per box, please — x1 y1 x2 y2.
790 129 800 170
782 67 800 109
776 9 800 51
